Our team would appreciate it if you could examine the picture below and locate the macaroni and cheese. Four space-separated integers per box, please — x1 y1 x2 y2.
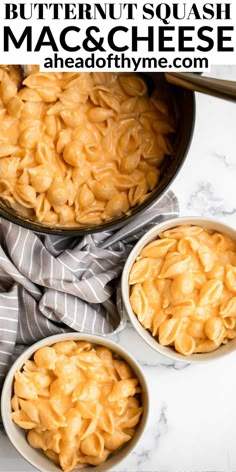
0 66 176 227
129 225 236 355
11 341 143 472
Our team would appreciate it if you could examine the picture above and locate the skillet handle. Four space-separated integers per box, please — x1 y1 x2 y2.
165 72 236 102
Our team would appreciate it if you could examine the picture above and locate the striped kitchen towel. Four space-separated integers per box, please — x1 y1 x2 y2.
0 190 178 383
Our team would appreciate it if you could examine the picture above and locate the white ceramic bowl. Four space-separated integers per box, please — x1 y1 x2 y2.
121 216 236 363
1 333 149 472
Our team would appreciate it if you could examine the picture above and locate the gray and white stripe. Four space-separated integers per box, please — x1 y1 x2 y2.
0 191 178 383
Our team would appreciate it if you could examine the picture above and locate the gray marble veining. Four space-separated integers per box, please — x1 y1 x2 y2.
1 65 236 472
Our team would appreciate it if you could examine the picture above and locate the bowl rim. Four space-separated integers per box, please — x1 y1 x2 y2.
1 332 150 472
121 216 236 364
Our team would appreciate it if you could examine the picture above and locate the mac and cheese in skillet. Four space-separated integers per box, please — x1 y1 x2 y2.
129 225 236 355
11 341 143 471
0 66 176 226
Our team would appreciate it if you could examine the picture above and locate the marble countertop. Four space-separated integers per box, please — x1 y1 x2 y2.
1 65 236 472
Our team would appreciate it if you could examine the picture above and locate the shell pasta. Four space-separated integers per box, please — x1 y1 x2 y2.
0 66 176 227
129 225 236 355
11 341 143 472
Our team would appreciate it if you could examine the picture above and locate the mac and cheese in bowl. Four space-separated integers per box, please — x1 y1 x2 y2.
122 217 236 362
0 65 177 230
1 334 149 472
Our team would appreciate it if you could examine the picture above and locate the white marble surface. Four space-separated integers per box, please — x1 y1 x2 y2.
1 65 236 472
